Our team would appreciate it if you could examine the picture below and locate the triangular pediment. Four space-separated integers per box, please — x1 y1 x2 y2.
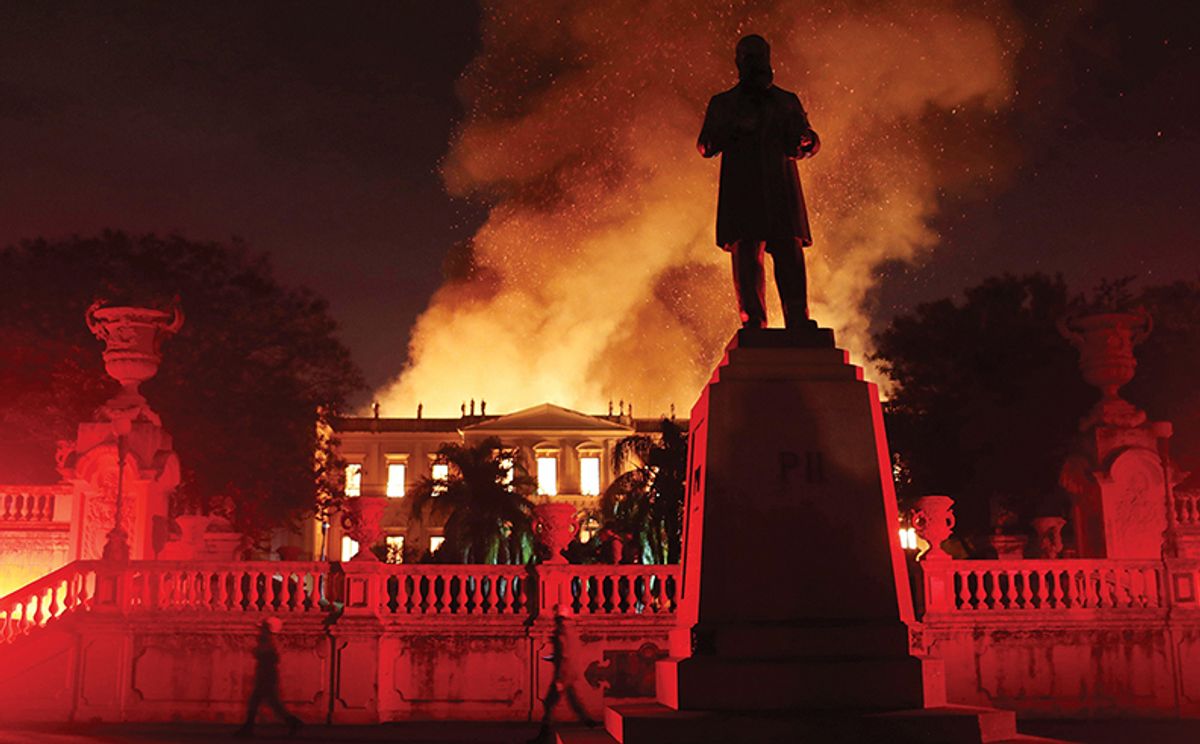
463 403 633 434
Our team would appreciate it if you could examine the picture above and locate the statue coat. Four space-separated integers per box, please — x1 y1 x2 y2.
698 83 815 250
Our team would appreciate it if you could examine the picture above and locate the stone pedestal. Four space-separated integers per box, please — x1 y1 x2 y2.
66 418 179 561
560 328 1053 743
1062 421 1173 559
661 328 935 713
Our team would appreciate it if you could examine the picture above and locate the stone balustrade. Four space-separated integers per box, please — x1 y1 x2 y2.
379 565 530 616
0 559 679 724
920 559 1165 615
1173 489 1200 526
1 560 679 641
0 560 98 643
914 555 1200 716
0 485 72 524
539 564 679 616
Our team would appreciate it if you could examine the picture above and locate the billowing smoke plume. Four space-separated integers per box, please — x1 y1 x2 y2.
378 1 1019 417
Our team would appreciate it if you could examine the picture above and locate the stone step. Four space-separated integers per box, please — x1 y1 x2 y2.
556 726 620 744
558 704 1075 744
867 704 1017 742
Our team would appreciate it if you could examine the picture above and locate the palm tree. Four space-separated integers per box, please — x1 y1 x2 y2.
601 419 688 564
408 436 537 564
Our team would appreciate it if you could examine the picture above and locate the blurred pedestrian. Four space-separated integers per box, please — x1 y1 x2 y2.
529 605 597 743
235 617 302 738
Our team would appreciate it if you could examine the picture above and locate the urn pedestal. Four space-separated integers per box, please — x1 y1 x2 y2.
1059 309 1174 559
66 303 183 563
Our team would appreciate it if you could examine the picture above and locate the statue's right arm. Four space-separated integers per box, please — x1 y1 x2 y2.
697 97 726 158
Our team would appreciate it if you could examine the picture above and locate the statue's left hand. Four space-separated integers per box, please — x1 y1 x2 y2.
797 129 821 159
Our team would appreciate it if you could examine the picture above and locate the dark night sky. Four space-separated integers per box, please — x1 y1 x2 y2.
1 1 1197 397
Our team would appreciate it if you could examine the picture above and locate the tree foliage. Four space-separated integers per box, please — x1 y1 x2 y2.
0 232 365 540
874 273 1200 548
601 419 687 564
407 436 536 564
874 274 1094 544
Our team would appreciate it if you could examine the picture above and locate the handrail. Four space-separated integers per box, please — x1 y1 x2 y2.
920 558 1165 615
0 560 682 634
0 560 101 643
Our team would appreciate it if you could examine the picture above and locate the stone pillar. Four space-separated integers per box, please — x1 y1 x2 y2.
660 327 939 713
65 303 184 562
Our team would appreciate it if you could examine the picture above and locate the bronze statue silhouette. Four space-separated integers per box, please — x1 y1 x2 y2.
698 34 820 329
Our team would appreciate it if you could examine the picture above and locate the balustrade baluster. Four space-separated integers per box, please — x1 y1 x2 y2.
246 571 259 611
469 573 483 614
1003 570 1017 609
1083 568 1098 608
397 573 410 614
455 573 468 614
298 571 310 611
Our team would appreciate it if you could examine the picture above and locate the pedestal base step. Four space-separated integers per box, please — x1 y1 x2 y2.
554 703 1075 744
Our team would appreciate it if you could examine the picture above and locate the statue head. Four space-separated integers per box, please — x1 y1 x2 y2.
735 34 773 90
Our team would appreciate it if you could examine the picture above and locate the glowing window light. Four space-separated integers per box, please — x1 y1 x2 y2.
341 535 359 562
430 535 445 553
344 464 362 497
386 535 404 564
899 527 918 550
500 456 514 486
386 463 406 498
537 457 558 496
579 516 601 544
580 456 601 496
431 462 450 495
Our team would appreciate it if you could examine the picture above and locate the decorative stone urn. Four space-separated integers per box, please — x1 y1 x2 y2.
340 495 387 561
1032 516 1067 559
1058 309 1152 429
533 502 579 564
174 514 213 558
86 300 184 423
910 495 955 561
988 533 1028 560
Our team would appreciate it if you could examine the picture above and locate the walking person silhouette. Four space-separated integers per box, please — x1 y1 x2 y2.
529 605 598 742
235 618 303 738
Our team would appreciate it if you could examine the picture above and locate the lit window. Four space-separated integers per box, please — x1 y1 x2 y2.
899 527 918 551
386 463 406 498
344 464 362 497
432 462 449 495
580 456 601 496
430 535 445 553
341 535 360 562
500 456 514 486
386 535 404 564
579 516 601 543
537 457 558 496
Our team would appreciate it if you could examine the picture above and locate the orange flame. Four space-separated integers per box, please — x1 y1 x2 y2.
378 1 1019 416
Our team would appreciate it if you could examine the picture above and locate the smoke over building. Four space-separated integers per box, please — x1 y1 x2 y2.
378 1 1020 416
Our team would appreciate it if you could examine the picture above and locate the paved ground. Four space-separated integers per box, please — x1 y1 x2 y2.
4 720 1200 744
